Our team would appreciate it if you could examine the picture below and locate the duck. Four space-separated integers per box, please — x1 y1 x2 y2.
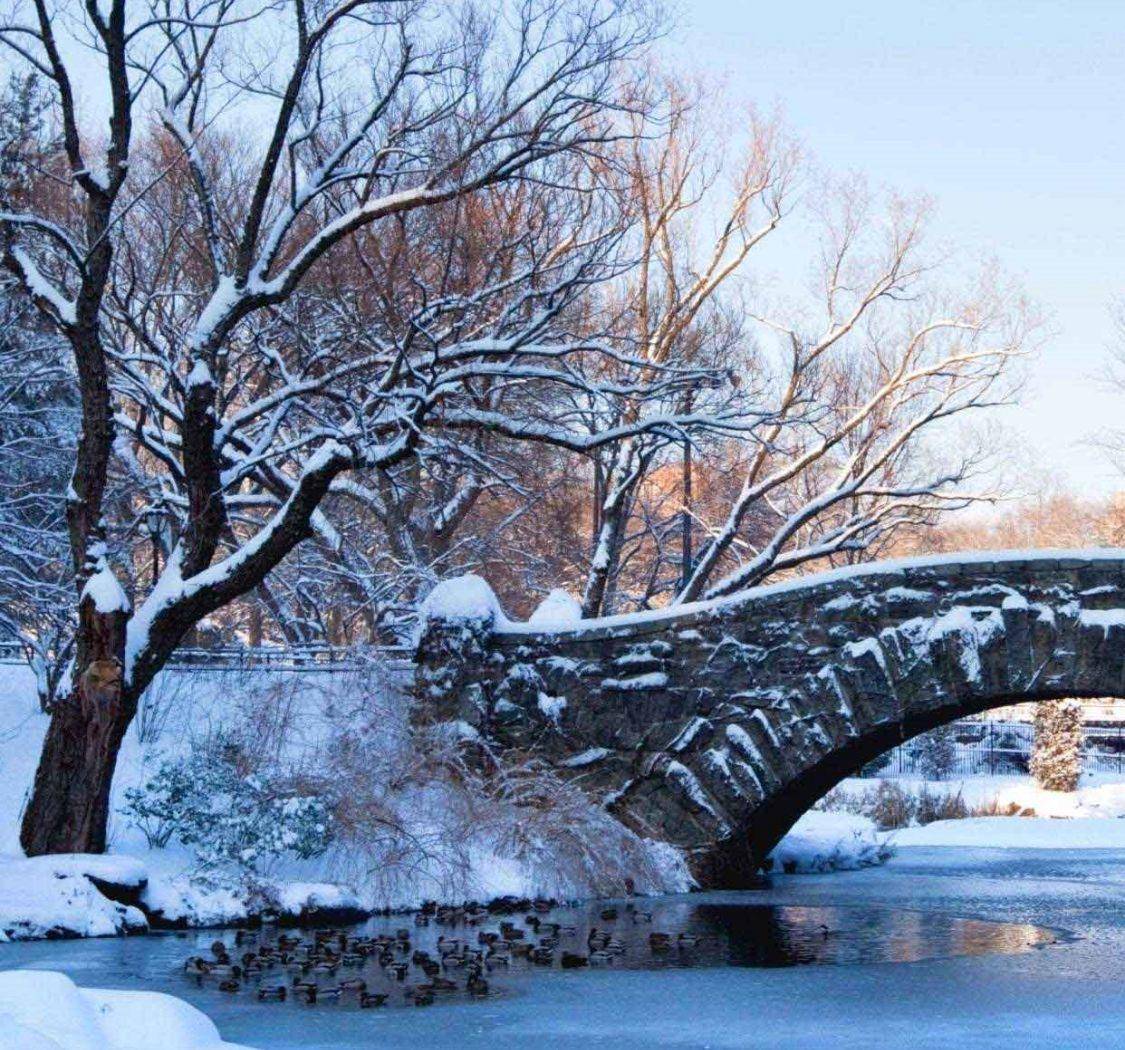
208 964 243 979
359 992 388 1008
340 978 367 993
587 928 610 951
649 932 672 951
599 907 618 922
406 987 435 1007
588 950 613 965
317 986 344 1002
183 956 210 976
257 985 287 1002
532 946 555 965
677 933 700 949
385 961 409 981
218 979 240 993
560 952 589 969
466 974 489 996
819 924 835 939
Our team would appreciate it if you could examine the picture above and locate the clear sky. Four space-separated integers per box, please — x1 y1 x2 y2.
679 0 1125 499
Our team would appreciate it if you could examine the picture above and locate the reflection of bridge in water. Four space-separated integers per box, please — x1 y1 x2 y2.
414 550 1125 886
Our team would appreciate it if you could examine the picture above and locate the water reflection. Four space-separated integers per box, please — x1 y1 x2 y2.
0 898 1059 1019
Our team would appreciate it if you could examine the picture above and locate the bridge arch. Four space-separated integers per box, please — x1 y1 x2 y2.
413 551 1125 887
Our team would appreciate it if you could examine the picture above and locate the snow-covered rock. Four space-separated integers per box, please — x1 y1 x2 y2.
0 970 250 1049
417 575 509 628
528 589 583 628
769 810 892 873
0 857 147 941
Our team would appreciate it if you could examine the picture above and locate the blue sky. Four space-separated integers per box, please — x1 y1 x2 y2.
678 0 1125 498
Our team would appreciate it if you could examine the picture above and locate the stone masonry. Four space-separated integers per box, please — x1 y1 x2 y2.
412 552 1125 887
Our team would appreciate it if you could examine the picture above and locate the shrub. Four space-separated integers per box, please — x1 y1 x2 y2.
1031 699 1082 792
122 733 333 886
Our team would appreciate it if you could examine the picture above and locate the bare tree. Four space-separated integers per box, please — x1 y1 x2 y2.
677 185 1034 602
577 83 796 615
0 0 710 855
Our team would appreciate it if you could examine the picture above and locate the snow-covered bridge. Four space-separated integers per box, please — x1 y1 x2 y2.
413 551 1125 886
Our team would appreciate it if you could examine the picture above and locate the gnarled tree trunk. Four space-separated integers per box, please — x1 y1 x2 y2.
20 589 131 856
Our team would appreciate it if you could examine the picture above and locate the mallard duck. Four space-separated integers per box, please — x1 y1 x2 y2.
317 986 343 1002
340 978 367 992
359 992 387 1008
560 952 588 969
587 928 610 951
649 932 672 951
677 933 700 949
466 974 489 996
407 987 435 1007
218 979 240 993
257 985 287 1002
183 956 210 976
600 907 618 922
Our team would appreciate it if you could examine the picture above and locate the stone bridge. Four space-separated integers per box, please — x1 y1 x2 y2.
412 551 1125 887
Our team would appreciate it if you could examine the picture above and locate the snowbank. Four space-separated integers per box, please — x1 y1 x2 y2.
0 856 147 942
769 810 892 873
895 816 1125 849
991 780 1125 819
0 970 250 1050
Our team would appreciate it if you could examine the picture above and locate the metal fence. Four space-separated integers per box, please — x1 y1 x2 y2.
0 641 413 673
868 718 1125 779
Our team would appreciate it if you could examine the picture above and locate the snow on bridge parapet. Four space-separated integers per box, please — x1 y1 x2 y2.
412 550 1125 887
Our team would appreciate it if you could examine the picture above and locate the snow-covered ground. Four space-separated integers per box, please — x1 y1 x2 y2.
0 970 249 1049
0 660 694 941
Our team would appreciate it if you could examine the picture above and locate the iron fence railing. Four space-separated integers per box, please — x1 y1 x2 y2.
0 641 413 673
866 718 1125 778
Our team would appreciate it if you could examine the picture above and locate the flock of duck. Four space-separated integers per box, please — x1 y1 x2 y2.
183 896 703 1009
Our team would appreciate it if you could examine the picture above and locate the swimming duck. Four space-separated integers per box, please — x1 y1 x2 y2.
406 987 435 1007
218 979 240 993
677 933 700 949
359 992 388 1008
257 986 287 1002
466 974 489 996
560 952 589 969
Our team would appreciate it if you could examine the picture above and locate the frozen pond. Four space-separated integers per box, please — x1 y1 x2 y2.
0 847 1094 1048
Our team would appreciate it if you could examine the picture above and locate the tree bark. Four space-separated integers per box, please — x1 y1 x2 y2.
20 590 131 856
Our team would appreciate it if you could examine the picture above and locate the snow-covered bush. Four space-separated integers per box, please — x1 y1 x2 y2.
909 724 957 780
122 733 333 887
1031 698 1083 792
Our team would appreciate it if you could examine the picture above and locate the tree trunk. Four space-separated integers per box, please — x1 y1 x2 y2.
20 589 131 856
